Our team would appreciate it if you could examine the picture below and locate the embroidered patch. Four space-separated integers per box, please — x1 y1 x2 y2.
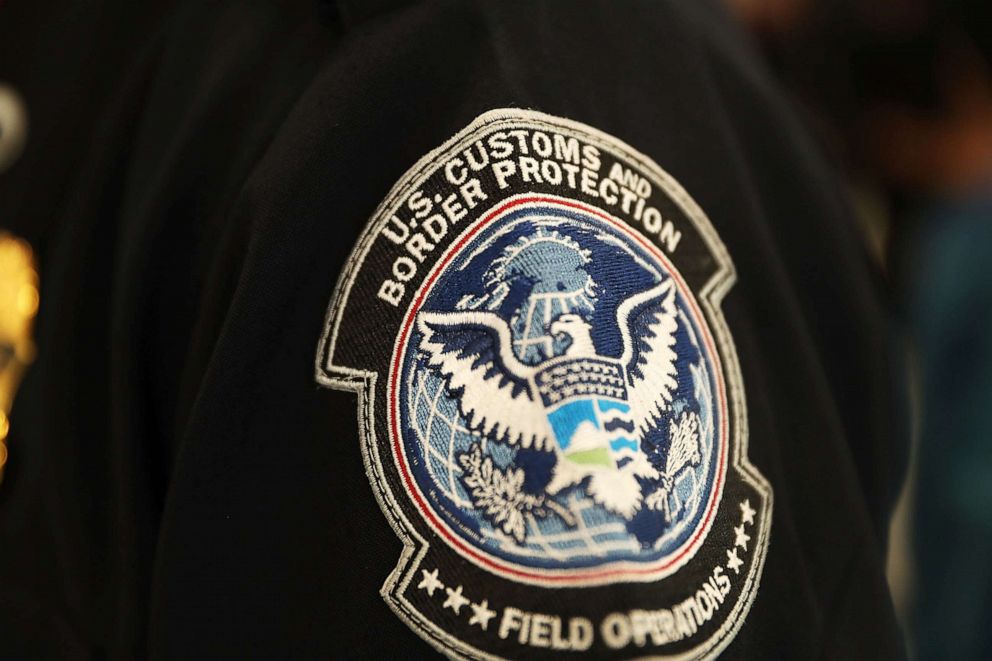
316 109 771 659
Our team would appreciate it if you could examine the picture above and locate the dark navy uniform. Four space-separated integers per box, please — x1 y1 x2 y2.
0 1 908 658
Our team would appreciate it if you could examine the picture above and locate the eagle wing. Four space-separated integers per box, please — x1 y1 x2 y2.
615 280 680 436
417 310 552 450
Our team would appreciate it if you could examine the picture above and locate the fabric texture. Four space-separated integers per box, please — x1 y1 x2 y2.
0 0 907 658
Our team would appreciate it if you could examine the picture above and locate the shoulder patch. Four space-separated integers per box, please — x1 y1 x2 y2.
315 109 771 659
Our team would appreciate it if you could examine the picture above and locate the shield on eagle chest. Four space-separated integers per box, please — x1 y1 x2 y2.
536 357 638 469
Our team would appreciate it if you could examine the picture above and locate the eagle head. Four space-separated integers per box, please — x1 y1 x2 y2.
549 314 595 357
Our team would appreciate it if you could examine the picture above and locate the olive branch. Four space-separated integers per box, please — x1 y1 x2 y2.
457 443 576 544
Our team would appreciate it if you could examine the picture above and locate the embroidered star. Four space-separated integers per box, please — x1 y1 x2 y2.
733 524 751 552
443 585 471 615
417 568 444 597
726 547 744 574
468 599 497 630
740 499 756 526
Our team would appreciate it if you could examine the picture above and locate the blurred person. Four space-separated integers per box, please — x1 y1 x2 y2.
728 0 992 657
874 30 992 661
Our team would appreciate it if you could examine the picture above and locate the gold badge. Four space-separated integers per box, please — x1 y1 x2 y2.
0 232 38 481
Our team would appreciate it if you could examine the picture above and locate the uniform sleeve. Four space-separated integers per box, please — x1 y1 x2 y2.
0 1 908 659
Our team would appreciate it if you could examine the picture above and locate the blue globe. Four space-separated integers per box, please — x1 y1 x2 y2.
396 201 723 577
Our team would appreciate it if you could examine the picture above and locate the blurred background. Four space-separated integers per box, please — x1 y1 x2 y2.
726 0 992 657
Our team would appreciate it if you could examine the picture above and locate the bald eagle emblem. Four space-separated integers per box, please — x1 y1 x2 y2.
417 278 702 532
